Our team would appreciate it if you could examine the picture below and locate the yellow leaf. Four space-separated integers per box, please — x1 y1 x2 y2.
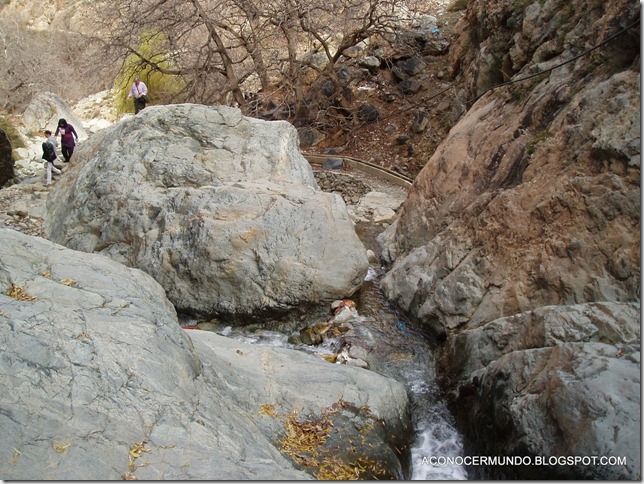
259 404 278 417
7 284 36 302
54 442 71 453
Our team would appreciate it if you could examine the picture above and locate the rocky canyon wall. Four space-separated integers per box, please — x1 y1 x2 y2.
378 0 640 478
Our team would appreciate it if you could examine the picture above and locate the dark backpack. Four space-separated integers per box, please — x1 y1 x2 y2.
42 141 55 162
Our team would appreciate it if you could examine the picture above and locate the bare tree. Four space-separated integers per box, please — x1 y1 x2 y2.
89 0 407 121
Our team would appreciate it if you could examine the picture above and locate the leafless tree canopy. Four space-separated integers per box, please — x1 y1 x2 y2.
91 0 417 126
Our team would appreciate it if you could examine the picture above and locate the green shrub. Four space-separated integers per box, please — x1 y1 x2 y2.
114 30 186 116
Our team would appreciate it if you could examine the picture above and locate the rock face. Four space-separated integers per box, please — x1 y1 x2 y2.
379 0 640 335
21 92 88 139
438 302 640 479
0 129 14 187
378 0 640 478
0 228 409 480
44 104 369 318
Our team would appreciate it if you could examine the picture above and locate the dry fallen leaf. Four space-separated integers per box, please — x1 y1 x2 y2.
7 284 36 302
259 404 278 417
54 442 71 453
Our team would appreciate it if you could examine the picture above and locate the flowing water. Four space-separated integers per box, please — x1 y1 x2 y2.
184 219 468 479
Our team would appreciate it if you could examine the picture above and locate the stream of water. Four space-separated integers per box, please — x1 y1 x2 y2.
184 219 468 479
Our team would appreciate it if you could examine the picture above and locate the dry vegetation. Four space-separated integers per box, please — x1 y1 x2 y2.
0 0 466 178
261 399 397 480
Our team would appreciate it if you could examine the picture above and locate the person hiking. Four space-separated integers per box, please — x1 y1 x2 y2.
42 130 62 186
127 76 148 114
54 118 79 163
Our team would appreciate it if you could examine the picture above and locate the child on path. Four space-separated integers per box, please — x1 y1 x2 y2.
42 130 62 186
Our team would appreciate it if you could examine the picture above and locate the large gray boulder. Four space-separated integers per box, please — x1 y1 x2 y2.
43 104 369 318
21 92 88 139
0 229 409 480
438 302 640 479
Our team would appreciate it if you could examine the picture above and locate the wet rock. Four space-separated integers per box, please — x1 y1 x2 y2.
332 305 359 324
299 323 327 345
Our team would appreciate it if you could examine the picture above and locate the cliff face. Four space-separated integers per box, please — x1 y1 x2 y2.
378 0 640 478
380 0 640 334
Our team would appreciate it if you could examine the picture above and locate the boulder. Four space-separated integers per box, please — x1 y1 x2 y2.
0 229 305 480
190 330 412 480
21 92 88 139
0 228 410 480
44 104 369 319
411 109 430 133
350 191 405 224
323 157 344 170
298 127 326 148
402 57 426 77
359 56 381 69
439 302 640 480
379 66 640 336
357 103 381 123
398 79 422 95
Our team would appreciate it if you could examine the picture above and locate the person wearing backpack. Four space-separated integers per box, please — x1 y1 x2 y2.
42 130 62 186
127 76 148 114
54 118 79 163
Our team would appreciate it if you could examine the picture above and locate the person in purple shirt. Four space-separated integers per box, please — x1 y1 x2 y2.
54 118 79 163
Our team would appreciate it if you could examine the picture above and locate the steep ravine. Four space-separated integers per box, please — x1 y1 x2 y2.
377 0 640 479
